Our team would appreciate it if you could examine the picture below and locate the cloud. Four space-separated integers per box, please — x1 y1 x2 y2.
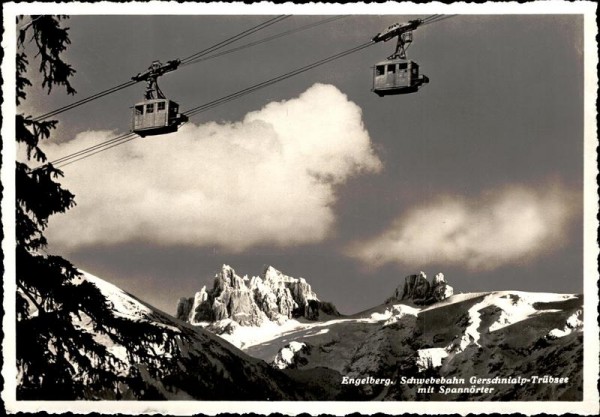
44 83 382 252
345 184 578 272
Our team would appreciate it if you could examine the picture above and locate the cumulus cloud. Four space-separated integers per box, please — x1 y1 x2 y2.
44 83 382 252
345 184 578 271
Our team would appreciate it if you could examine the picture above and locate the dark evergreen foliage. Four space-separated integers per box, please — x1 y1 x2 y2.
15 14 141 400
14 17 304 401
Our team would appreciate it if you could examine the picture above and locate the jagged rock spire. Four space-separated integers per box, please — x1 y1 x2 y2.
176 265 339 326
389 271 454 305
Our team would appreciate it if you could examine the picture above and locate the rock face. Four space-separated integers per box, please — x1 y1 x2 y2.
389 272 454 305
176 265 340 326
430 273 454 302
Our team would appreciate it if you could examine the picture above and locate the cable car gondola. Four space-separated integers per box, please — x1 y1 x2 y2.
130 60 188 137
373 59 429 96
131 98 188 137
371 19 429 96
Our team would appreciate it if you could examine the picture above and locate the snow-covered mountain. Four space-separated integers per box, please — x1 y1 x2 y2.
17 271 355 400
176 265 340 346
19 265 583 401
178 268 583 401
274 289 582 400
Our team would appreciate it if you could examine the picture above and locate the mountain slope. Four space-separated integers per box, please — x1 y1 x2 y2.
228 281 583 401
17 271 348 400
174 267 583 401
21 267 582 401
390 291 583 400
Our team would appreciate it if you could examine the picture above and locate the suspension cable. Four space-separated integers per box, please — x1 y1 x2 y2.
421 15 441 24
184 41 374 118
48 41 374 169
182 15 348 67
44 15 455 169
421 14 456 26
31 15 292 122
51 132 136 166
180 15 290 66
53 134 138 169
33 80 138 122
33 15 447 122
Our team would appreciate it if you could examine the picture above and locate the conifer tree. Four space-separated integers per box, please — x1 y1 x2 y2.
14 16 207 401
15 14 127 400
14 15 301 402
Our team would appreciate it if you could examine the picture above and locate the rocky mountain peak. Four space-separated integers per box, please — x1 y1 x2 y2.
216 264 246 290
433 272 446 285
176 264 340 327
388 271 454 305
263 265 285 281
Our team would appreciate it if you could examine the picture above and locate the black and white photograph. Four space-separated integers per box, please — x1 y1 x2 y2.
1 1 598 415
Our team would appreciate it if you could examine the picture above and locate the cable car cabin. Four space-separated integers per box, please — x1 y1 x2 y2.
372 60 429 96
131 99 188 137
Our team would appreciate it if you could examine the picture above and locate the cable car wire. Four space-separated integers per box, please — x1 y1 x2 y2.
34 15 447 123
182 15 348 67
54 134 138 169
51 132 135 166
183 41 375 118
33 80 139 122
421 14 456 26
49 40 374 169
40 16 347 123
32 15 292 122
422 15 442 23
46 15 455 169
180 15 291 66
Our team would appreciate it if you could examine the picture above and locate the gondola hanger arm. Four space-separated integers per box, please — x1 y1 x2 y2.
371 19 422 43
131 59 182 82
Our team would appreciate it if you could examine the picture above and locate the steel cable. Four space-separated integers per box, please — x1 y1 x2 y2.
41 15 453 169
46 41 375 169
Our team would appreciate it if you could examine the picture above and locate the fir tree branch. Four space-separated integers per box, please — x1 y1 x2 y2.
17 281 45 316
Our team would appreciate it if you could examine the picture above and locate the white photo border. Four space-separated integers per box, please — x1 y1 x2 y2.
2 1 598 415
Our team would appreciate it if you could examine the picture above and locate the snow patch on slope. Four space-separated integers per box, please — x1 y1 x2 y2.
488 291 571 332
272 342 307 369
416 348 449 371
203 318 306 349
202 302 420 350
420 292 490 312
454 297 487 352
77 272 152 319
450 291 576 354
547 309 583 339
80 271 181 332
370 304 420 324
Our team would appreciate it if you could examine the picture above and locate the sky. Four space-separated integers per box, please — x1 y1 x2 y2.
18 12 585 315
